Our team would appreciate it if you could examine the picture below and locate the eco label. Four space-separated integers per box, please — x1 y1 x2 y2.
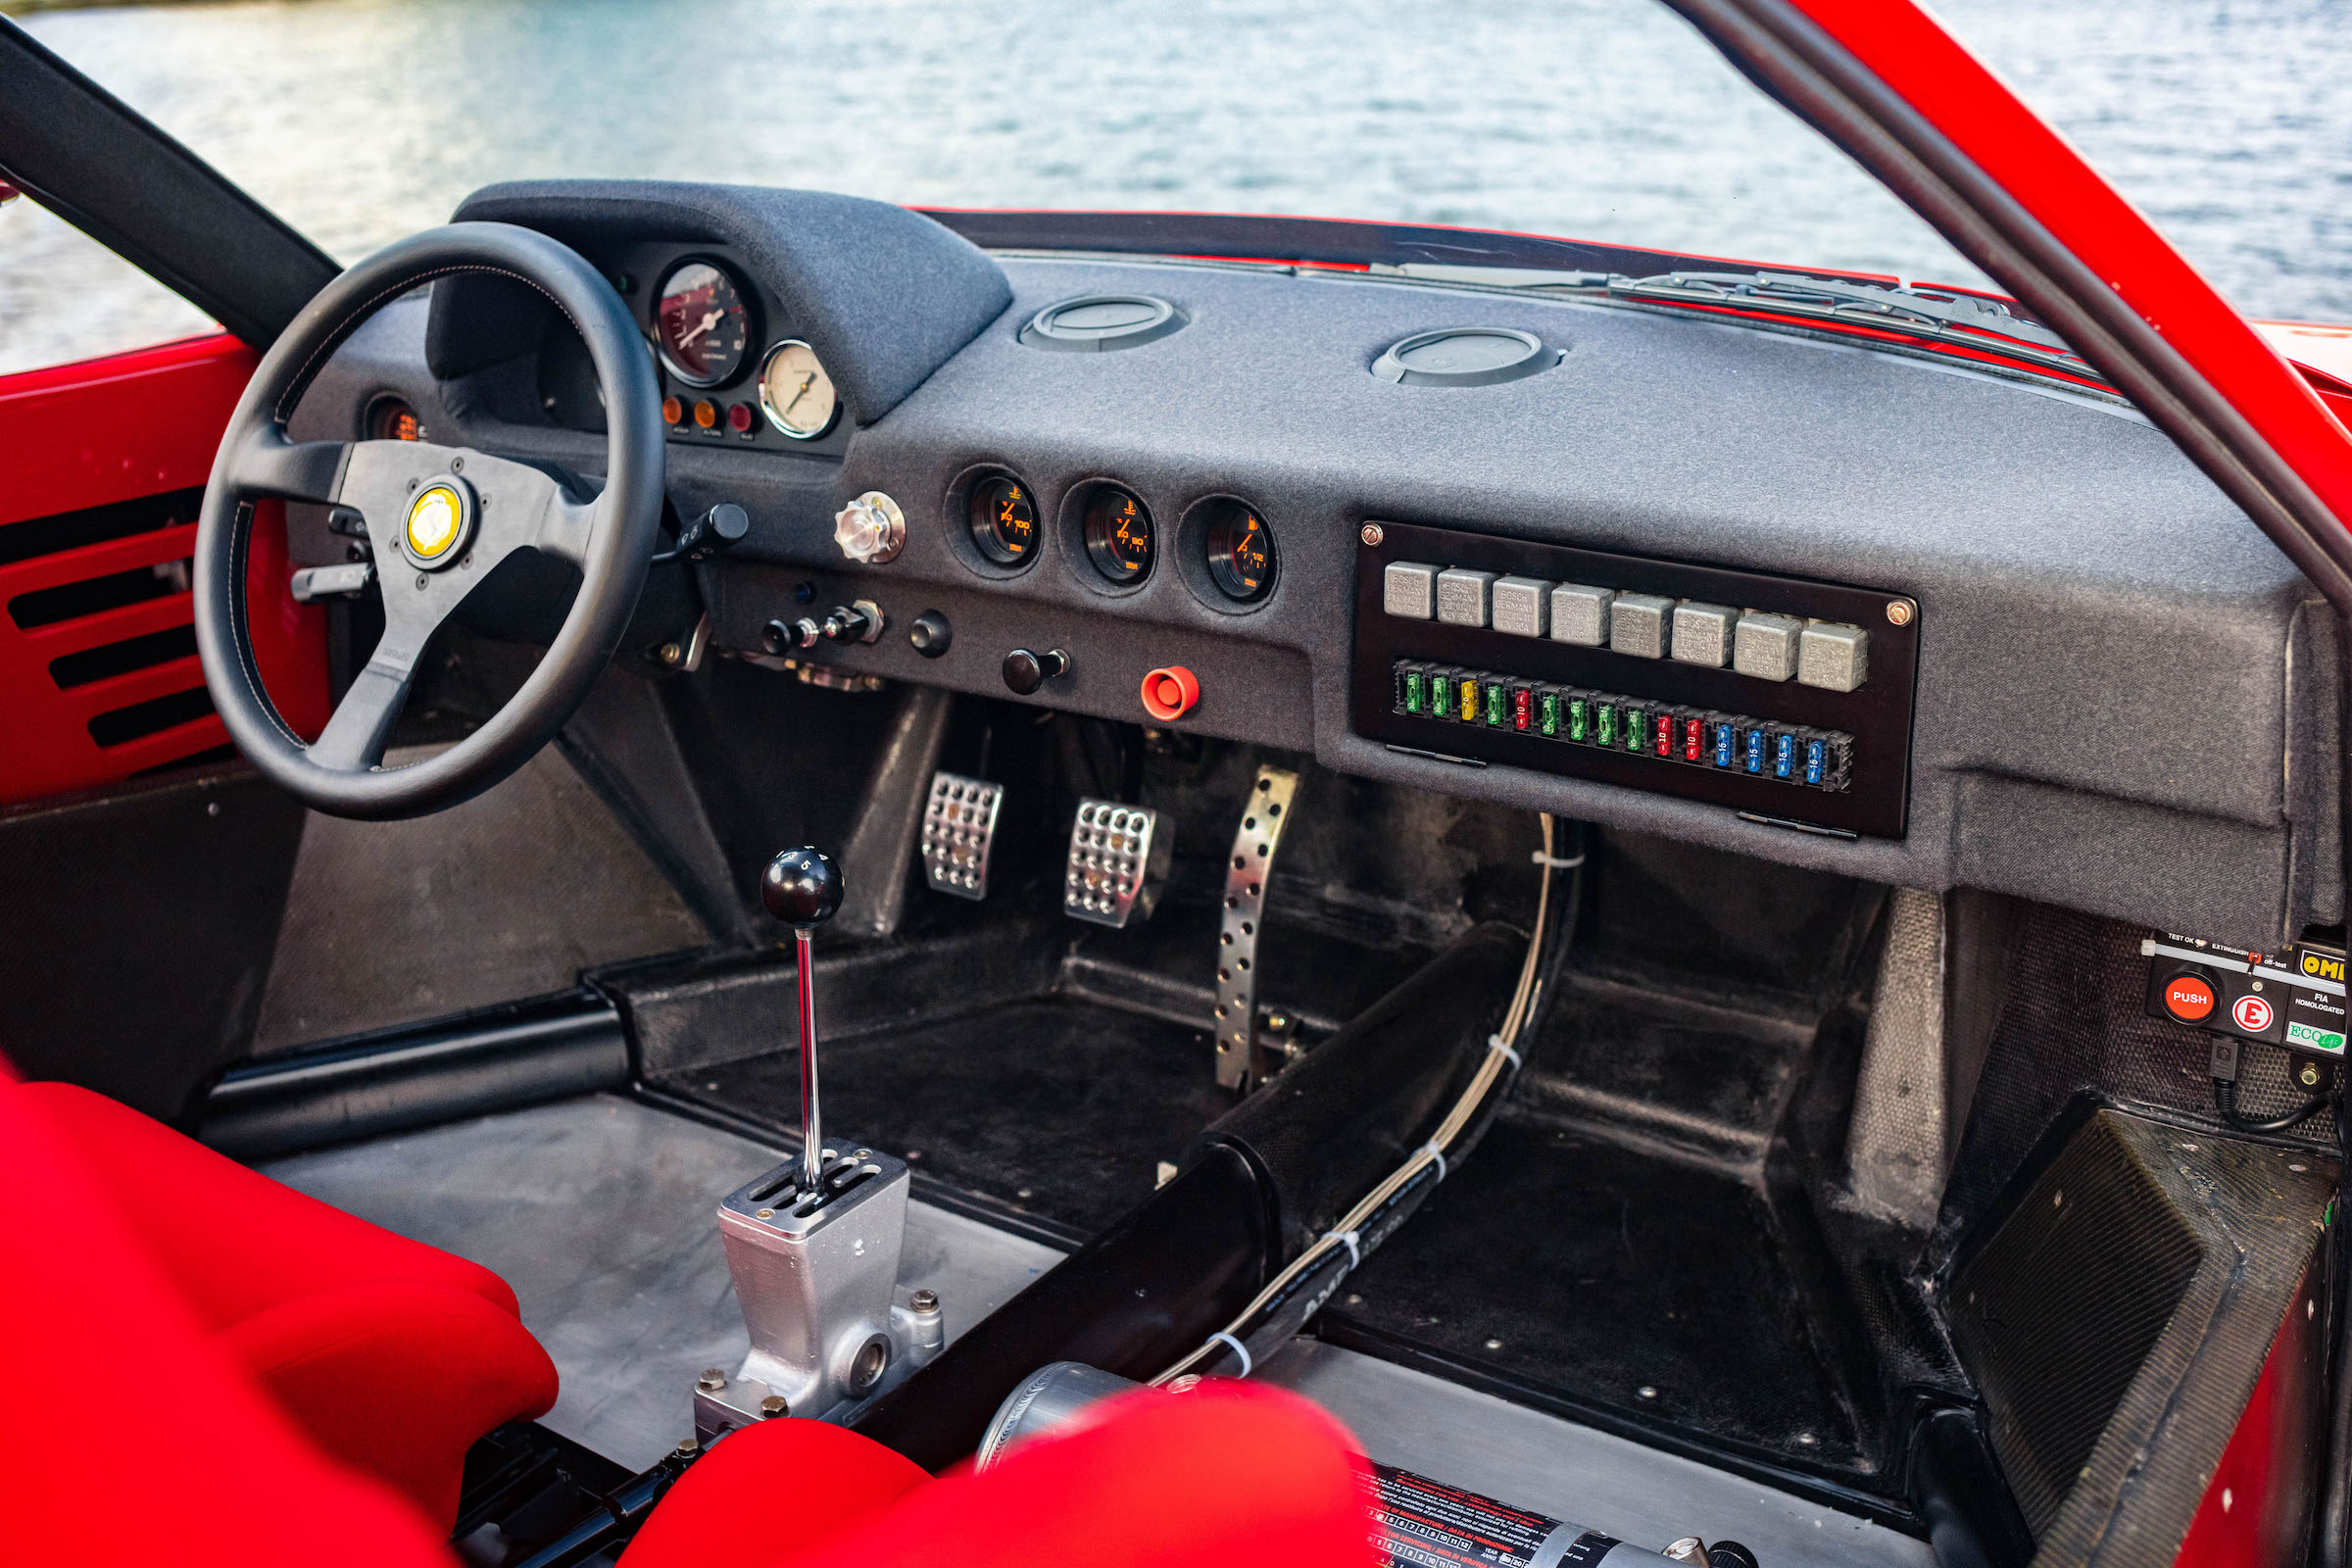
2287 1021 2347 1054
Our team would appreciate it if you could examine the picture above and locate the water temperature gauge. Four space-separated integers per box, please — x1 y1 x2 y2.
967 473 1037 566
1082 485 1154 583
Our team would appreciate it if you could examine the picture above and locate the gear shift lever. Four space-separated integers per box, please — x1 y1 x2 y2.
761 847 843 1194
695 847 931 1437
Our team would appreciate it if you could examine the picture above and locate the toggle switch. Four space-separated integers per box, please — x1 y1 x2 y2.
1003 647 1070 696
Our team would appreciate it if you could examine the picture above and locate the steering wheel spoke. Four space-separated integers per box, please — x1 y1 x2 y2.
228 429 353 506
307 645 421 773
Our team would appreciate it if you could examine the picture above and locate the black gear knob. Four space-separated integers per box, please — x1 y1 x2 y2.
762 847 844 929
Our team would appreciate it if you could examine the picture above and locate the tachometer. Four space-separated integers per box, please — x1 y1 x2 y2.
758 339 840 439
655 260 753 387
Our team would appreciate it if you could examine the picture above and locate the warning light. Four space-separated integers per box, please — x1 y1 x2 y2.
2162 973 2216 1023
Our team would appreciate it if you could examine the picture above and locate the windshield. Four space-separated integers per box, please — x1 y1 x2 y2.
6 0 2349 376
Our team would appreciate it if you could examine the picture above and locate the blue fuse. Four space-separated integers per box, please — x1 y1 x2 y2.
1713 719 1735 768
1743 728 1765 774
1774 732 1796 779
1805 736 1827 786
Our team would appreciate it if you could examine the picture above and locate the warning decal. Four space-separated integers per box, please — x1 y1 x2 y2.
2232 994 2275 1033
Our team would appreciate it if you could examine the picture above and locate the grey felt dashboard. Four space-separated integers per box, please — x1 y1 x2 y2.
300 186 2342 952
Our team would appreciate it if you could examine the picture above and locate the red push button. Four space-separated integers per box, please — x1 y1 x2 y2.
2162 972 2217 1023
1140 664 1200 721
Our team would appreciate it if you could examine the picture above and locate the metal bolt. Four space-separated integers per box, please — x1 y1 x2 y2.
1359 522 1385 548
660 642 683 665
674 1438 701 1457
759 1394 788 1418
697 1368 726 1392
1638 1385 1658 1399
910 1289 940 1313
449 457 464 472
415 572 428 590
1167 1374 1203 1394
1886 600 1915 626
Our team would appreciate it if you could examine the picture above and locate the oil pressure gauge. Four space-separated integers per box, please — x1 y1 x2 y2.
758 339 840 439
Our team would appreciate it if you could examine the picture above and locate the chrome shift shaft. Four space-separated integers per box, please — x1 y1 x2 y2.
762 846 843 1193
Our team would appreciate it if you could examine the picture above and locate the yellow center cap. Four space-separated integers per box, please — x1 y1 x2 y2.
406 484 464 561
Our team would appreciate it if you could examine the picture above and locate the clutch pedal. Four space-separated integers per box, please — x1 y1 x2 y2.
921 771 1004 901
1214 765 1301 1091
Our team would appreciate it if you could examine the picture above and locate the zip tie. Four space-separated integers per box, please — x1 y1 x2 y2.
1487 1033 1522 1071
1322 1228 1362 1270
1530 851 1585 870
1421 1143 1448 1183
1208 1331 1252 1378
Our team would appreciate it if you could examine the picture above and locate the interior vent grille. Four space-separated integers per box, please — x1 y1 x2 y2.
0 485 224 801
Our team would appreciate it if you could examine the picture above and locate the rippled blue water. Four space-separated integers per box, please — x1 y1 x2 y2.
4 0 2348 373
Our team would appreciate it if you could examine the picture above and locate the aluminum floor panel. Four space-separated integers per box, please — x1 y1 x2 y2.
263 1094 1060 1468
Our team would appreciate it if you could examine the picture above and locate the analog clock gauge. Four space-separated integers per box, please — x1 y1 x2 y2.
654 260 753 387
759 339 840 439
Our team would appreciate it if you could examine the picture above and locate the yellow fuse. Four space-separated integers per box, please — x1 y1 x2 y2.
1457 677 1479 722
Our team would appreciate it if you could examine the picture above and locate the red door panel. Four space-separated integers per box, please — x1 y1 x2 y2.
0 332 329 806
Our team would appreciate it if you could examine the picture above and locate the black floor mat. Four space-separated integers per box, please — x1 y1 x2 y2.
1324 1115 1867 1476
653 996 1231 1235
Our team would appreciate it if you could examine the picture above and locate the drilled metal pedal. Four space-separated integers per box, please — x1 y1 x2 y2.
1063 800 1169 927
1214 765 1301 1091
921 772 1003 901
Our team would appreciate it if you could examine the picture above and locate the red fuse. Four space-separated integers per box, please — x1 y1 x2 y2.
1512 686 1532 731
1683 716 1704 762
1655 714 1674 758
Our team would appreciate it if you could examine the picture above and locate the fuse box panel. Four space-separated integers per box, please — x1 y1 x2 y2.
1353 520 1921 837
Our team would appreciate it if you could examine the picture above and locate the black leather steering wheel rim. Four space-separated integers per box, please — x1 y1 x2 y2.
193 222 663 819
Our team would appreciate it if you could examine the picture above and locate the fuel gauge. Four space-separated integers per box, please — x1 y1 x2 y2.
1201 500 1275 602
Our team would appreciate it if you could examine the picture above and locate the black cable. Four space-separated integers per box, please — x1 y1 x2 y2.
2213 1075 2332 1135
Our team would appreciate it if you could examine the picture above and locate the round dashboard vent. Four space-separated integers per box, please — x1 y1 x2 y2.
1372 326 1560 386
1019 294 1186 353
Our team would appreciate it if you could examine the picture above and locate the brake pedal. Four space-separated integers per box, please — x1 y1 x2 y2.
1063 799 1169 927
921 772 1004 901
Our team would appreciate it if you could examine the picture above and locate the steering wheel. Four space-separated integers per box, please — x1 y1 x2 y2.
193 222 664 819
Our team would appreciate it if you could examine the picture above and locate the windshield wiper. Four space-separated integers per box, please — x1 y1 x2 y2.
1608 270 2098 380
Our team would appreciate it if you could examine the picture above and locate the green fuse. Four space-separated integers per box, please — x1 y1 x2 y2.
1595 703 1618 749
1401 666 1427 715
1625 707 1648 753
1566 697 1590 743
1457 677 1480 724
1483 680 1509 727
1538 691 1561 738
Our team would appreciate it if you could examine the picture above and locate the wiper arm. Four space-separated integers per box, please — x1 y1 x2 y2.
1609 270 2092 373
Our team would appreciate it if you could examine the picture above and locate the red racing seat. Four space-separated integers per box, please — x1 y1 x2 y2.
621 1382 1378 1568
1 1073 1378 1567
3 1079 558 1529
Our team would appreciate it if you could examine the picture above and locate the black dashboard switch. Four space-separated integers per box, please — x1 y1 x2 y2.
1003 647 1070 696
761 617 822 656
909 611 953 658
